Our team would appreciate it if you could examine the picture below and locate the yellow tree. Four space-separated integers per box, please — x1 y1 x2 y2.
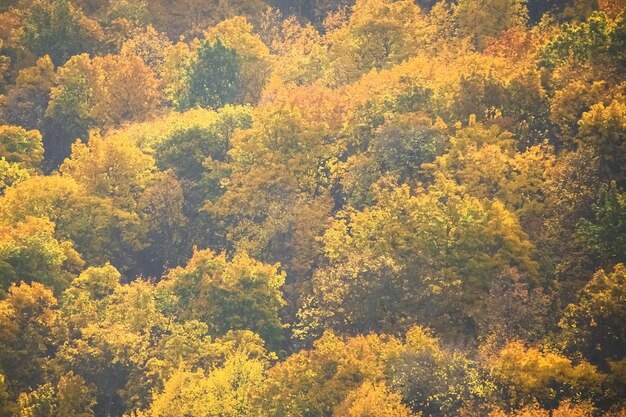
60 130 156 210
488 341 604 409
90 53 159 127
160 249 286 349
210 104 336 279
334 382 418 417
0 175 145 272
0 217 83 292
453 0 528 48
325 0 429 85
0 282 61 397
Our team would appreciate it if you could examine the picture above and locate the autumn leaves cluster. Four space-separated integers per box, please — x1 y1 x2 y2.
1 0 626 416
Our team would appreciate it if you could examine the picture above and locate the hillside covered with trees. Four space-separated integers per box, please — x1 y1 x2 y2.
0 0 626 416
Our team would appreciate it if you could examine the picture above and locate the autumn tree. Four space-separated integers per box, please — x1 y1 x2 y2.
297 176 538 342
0 217 83 292
559 264 626 366
20 0 103 66
60 130 156 210
453 0 528 48
0 282 61 398
0 175 145 273
2 56 55 131
161 249 286 349
325 0 429 85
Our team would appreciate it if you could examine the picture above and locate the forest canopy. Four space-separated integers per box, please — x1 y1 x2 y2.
0 0 626 416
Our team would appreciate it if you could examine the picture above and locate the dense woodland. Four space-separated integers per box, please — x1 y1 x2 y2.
0 0 626 416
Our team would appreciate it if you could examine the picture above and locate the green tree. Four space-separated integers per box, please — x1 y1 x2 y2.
578 181 626 263
184 39 243 110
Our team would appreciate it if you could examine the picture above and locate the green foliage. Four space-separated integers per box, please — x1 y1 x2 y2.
153 105 252 181
539 11 619 69
183 39 243 110
579 182 626 262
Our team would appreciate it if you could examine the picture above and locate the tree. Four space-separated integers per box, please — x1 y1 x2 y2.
488 341 604 409
453 0 528 48
0 125 43 192
578 181 626 263
20 0 103 66
390 326 479 416
137 171 190 274
334 381 418 417
0 125 44 169
60 130 156 210
325 0 429 85
161 249 286 349
0 175 145 273
577 100 626 187
559 264 626 366
0 157 30 193
17 372 96 417
2 56 55 131
45 53 97 165
296 177 539 342
210 104 335 277
90 53 160 126
46 52 160 166
262 332 402 417
184 39 243 110
372 113 448 183
138 351 266 417
0 282 60 397
152 105 252 182
120 26 171 71
204 16 271 104
0 217 83 292
539 11 619 71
